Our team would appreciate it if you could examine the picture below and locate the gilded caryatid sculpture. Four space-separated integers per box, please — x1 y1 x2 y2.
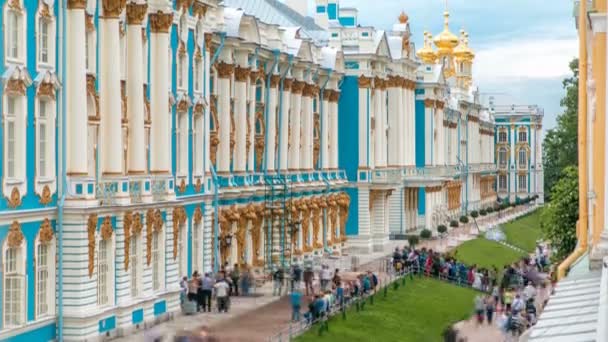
338 192 351 242
290 199 301 252
237 204 256 266
328 195 339 245
299 199 311 252
251 204 265 267
311 198 322 249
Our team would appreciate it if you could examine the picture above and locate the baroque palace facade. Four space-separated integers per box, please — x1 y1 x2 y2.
0 0 496 341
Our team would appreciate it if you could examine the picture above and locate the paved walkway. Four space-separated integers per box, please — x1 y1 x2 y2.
111 205 539 342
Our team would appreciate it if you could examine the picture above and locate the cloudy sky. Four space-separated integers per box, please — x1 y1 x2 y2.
305 0 578 131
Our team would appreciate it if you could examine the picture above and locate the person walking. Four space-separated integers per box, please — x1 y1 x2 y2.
273 267 285 296
214 278 230 313
230 263 240 296
485 294 496 324
292 264 302 293
200 272 214 312
474 294 485 325
290 288 302 322
320 265 331 291
303 266 314 296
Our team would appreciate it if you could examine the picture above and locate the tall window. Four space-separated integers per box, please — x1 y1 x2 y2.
518 131 527 143
38 100 49 178
152 231 162 291
194 59 201 92
6 97 16 179
177 112 188 176
39 19 49 64
499 175 507 191
178 221 187 278
518 175 527 192
130 234 140 298
192 222 201 274
498 131 507 143
3 245 25 328
177 55 184 89
193 114 202 175
518 149 527 169
6 10 20 60
97 239 110 306
498 148 507 167
36 243 49 317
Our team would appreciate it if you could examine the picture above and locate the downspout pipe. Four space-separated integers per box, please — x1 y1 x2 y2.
209 32 225 273
558 0 588 280
58 0 67 339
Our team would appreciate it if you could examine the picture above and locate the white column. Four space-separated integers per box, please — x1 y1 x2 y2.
150 12 173 174
321 89 330 169
289 81 303 170
402 81 410 166
204 33 212 176
425 100 433 166
373 81 384 167
387 82 399 166
380 84 388 166
436 105 445 165
234 66 249 173
126 3 147 174
359 77 371 169
266 75 279 171
247 72 257 172
99 5 125 176
396 79 404 166
279 79 292 171
66 1 88 175
216 62 233 173
329 90 339 169
410 82 417 166
301 84 313 170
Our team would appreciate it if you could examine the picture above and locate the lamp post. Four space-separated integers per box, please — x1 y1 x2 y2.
221 234 233 269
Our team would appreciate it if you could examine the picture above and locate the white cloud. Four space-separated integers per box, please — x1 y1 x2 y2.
473 37 577 83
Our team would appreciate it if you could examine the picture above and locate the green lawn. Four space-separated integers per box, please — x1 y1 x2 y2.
502 208 543 252
295 278 477 342
451 238 526 270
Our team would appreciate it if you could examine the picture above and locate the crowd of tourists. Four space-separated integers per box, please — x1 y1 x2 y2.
390 243 552 341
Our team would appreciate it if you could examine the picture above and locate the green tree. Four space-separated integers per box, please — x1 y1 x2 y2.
543 58 579 201
540 166 578 261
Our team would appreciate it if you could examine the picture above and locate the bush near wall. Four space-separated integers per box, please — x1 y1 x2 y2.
420 229 432 239
470 211 479 218
450 220 459 228
459 216 469 224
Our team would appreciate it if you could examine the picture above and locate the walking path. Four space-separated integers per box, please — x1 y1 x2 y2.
111 205 539 342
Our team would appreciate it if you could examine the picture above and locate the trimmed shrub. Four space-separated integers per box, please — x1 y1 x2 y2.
437 225 448 235
470 210 479 218
459 215 469 224
479 209 487 216
407 235 420 248
486 207 494 213
420 229 432 239
450 220 459 228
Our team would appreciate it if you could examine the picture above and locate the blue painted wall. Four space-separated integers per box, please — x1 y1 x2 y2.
338 76 359 181
338 17 355 27
415 99 425 167
327 3 338 20
5 322 56 342
345 188 359 236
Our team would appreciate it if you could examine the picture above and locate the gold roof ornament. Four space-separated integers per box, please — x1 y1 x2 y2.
454 29 475 62
416 31 438 64
398 11 409 24
433 11 459 55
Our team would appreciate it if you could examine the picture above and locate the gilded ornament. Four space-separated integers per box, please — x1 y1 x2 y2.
126 3 148 25
149 11 174 33
251 205 264 266
87 75 100 120
39 218 54 243
234 66 251 82
283 78 293 91
194 46 203 60
7 221 24 248
38 82 56 100
132 212 143 235
101 216 113 241
311 199 322 249
337 192 350 242
254 111 266 170
39 185 52 205
7 187 22 209
146 209 154 266
102 0 127 18
153 209 164 232
230 111 236 160
194 207 203 224
194 178 203 193
217 62 234 79
358 76 372 88
5 79 27 96
40 3 52 18
87 214 98 277
246 118 252 156
85 14 95 33
67 0 87 10
176 0 194 11
192 2 208 18
8 0 23 10
204 33 213 50
172 206 186 260
124 211 132 271
424 98 435 108
329 90 340 103
177 97 190 113
193 102 204 114
292 80 305 94
270 75 281 88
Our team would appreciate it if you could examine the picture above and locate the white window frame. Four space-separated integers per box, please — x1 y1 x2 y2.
498 175 507 191
192 113 203 177
177 54 186 90
36 13 55 69
3 95 26 187
498 131 507 143
4 5 26 65
97 237 113 307
498 148 507 167
178 219 187 279
36 99 55 181
176 111 188 177
3 240 26 329
130 232 141 298
35 235 55 320
518 131 527 143
518 174 527 192
151 228 165 292
518 149 527 169
192 221 202 274
194 58 202 93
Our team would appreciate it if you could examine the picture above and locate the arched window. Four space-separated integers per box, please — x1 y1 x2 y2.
518 130 527 143
194 57 202 93
518 174 527 192
37 98 55 180
5 4 24 63
192 113 203 176
39 18 49 64
3 225 26 328
498 148 507 167
5 97 17 179
498 131 507 143
518 149 527 169
176 111 188 176
35 221 55 319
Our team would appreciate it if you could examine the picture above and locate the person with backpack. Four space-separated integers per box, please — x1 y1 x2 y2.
273 267 285 296
229 264 240 296
291 264 302 293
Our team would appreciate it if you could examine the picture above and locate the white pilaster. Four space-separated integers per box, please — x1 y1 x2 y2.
266 75 279 171
234 65 248 173
321 89 330 169
329 91 339 169
373 85 384 168
359 80 371 169
387 85 399 166
279 79 291 171
289 80 303 170
216 62 233 173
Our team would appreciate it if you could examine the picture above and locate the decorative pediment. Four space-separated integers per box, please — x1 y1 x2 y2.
192 96 206 114
39 185 52 205
2 66 33 96
7 221 24 248
100 216 113 241
374 31 392 59
35 70 62 100
39 218 54 243
7 187 22 209
176 93 192 113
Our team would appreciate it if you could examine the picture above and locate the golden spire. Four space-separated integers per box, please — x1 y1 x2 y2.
416 31 438 64
454 29 475 62
398 11 409 24
433 11 459 54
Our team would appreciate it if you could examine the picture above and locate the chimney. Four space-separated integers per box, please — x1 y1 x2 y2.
285 0 309 17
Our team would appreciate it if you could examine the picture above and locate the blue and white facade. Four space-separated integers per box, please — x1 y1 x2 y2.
0 0 498 341
492 104 544 203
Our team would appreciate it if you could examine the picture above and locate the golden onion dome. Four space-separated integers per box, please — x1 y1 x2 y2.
398 11 409 24
433 11 459 53
454 29 475 61
416 31 438 64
